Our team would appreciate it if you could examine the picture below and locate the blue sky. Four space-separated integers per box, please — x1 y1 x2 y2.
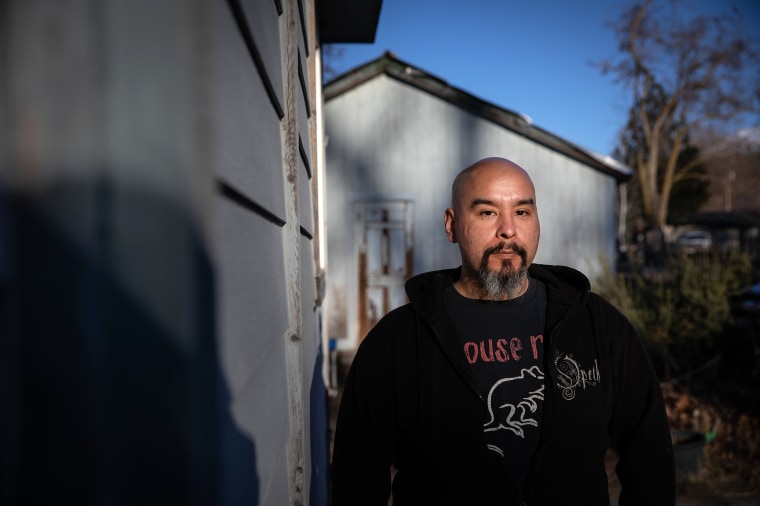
326 0 760 157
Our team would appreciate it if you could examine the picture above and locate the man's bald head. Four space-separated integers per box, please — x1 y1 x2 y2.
451 157 535 211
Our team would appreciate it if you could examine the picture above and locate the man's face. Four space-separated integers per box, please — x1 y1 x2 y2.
444 160 540 298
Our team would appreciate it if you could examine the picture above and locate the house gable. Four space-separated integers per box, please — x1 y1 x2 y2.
325 52 631 181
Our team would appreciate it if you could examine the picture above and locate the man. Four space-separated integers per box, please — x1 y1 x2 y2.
331 158 674 505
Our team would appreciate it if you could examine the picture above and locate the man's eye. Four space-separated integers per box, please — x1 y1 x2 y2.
516 209 529 216
481 210 496 216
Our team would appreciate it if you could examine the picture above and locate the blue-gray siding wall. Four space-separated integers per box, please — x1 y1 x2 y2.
0 1 326 505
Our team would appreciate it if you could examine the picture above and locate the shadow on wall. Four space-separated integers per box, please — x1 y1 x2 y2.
0 182 259 505
219 370 260 505
310 316 329 506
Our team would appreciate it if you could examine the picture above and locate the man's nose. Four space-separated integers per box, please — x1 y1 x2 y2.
497 216 516 239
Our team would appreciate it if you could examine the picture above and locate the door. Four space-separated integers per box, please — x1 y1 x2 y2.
354 200 414 342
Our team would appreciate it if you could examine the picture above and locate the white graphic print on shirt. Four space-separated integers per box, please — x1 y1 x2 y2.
444 279 546 487
462 333 545 459
554 350 601 400
483 365 545 453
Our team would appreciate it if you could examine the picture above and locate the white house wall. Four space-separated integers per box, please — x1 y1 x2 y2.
325 74 617 349
1 1 330 505
211 1 324 504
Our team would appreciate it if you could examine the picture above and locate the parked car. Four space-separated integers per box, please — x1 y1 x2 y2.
733 281 760 316
676 230 713 254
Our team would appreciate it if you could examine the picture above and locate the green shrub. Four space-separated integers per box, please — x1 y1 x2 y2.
596 251 753 379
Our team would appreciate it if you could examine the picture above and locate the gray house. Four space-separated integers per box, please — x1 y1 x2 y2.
1 1 380 505
323 53 631 354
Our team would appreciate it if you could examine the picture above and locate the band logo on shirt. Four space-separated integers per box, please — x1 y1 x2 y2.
554 350 600 400
462 334 544 364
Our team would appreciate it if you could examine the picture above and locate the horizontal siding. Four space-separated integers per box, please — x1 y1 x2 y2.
297 55 313 171
3 0 329 504
296 0 309 59
237 0 284 112
298 155 314 237
216 0 322 504
215 197 289 396
213 0 285 222
215 191 292 503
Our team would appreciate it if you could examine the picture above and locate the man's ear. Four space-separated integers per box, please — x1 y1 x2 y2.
444 208 457 243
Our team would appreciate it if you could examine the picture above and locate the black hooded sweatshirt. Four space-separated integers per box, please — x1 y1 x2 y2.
332 264 675 506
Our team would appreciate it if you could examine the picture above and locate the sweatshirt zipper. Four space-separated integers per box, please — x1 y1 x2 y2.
521 309 574 502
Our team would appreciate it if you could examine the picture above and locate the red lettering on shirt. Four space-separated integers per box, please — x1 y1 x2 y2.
530 334 544 360
464 342 478 364
495 339 509 362
463 335 543 365
510 337 522 360
480 340 495 362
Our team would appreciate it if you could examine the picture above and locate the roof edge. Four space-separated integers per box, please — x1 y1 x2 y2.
324 52 632 181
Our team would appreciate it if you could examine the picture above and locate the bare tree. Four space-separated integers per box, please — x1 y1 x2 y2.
614 81 710 229
600 0 760 230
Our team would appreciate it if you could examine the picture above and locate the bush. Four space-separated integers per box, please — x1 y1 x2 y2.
597 251 753 379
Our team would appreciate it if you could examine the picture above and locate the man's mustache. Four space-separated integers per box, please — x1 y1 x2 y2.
483 241 527 261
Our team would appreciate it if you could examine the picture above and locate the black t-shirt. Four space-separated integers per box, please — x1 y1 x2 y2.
444 277 547 492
